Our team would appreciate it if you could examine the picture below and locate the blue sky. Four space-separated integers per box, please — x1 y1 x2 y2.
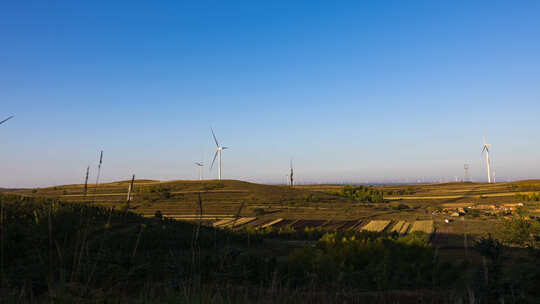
1 1 539 187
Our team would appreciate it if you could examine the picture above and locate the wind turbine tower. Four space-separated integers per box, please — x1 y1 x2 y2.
194 162 204 180
463 164 470 182
210 128 228 180
481 137 492 183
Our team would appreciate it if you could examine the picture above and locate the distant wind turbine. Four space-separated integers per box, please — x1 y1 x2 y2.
481 136 492 183
0 116 14 126
210 128 228 180
194 162 204 180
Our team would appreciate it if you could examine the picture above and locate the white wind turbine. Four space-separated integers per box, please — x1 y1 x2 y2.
0 116 14 126
210 128 228 180
481 136 492 183
194 162 204 180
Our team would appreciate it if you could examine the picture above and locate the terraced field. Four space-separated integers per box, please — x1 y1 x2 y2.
174 217 438 243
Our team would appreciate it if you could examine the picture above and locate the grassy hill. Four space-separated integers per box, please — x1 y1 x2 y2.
15 179 540 221
17 179 374 221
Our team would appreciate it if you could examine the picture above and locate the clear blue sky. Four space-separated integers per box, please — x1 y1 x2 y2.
1 1 539 187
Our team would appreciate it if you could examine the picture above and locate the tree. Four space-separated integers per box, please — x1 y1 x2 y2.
502 216 540 247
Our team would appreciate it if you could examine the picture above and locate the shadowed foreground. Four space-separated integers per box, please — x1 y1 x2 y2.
1 194 539 303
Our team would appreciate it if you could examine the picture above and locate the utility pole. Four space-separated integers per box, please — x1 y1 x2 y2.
92 150 103 203
289 160 294 188
83 166 90 197
126 174 135 208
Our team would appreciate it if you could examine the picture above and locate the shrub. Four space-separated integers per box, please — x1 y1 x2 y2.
253 208 267 216
392 203 409 210
501 216 540 247
287 231 454 290
515 192 540 202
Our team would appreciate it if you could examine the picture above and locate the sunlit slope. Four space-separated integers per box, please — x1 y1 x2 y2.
16 179 356 214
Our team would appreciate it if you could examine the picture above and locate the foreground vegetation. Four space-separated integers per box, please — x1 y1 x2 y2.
1 194 540 303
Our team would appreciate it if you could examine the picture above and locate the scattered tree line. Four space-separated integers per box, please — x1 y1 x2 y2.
328 185 384 203
515 192 540 202
384 186 417 195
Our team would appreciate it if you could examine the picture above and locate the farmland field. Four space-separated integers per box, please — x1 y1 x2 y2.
391 220 410 234
410 220 434 234
361 220 392 232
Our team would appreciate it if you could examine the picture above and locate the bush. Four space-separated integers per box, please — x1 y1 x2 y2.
253 208 267 216
287 231 455 290
392 203 410 210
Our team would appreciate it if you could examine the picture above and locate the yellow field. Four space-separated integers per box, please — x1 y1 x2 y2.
227 217 256 228
391 220 410 234
362 220 391 232
410 220 434 234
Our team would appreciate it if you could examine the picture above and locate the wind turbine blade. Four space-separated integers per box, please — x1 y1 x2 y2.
0 115 14 125
210 150 218 170
211 128 220 147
